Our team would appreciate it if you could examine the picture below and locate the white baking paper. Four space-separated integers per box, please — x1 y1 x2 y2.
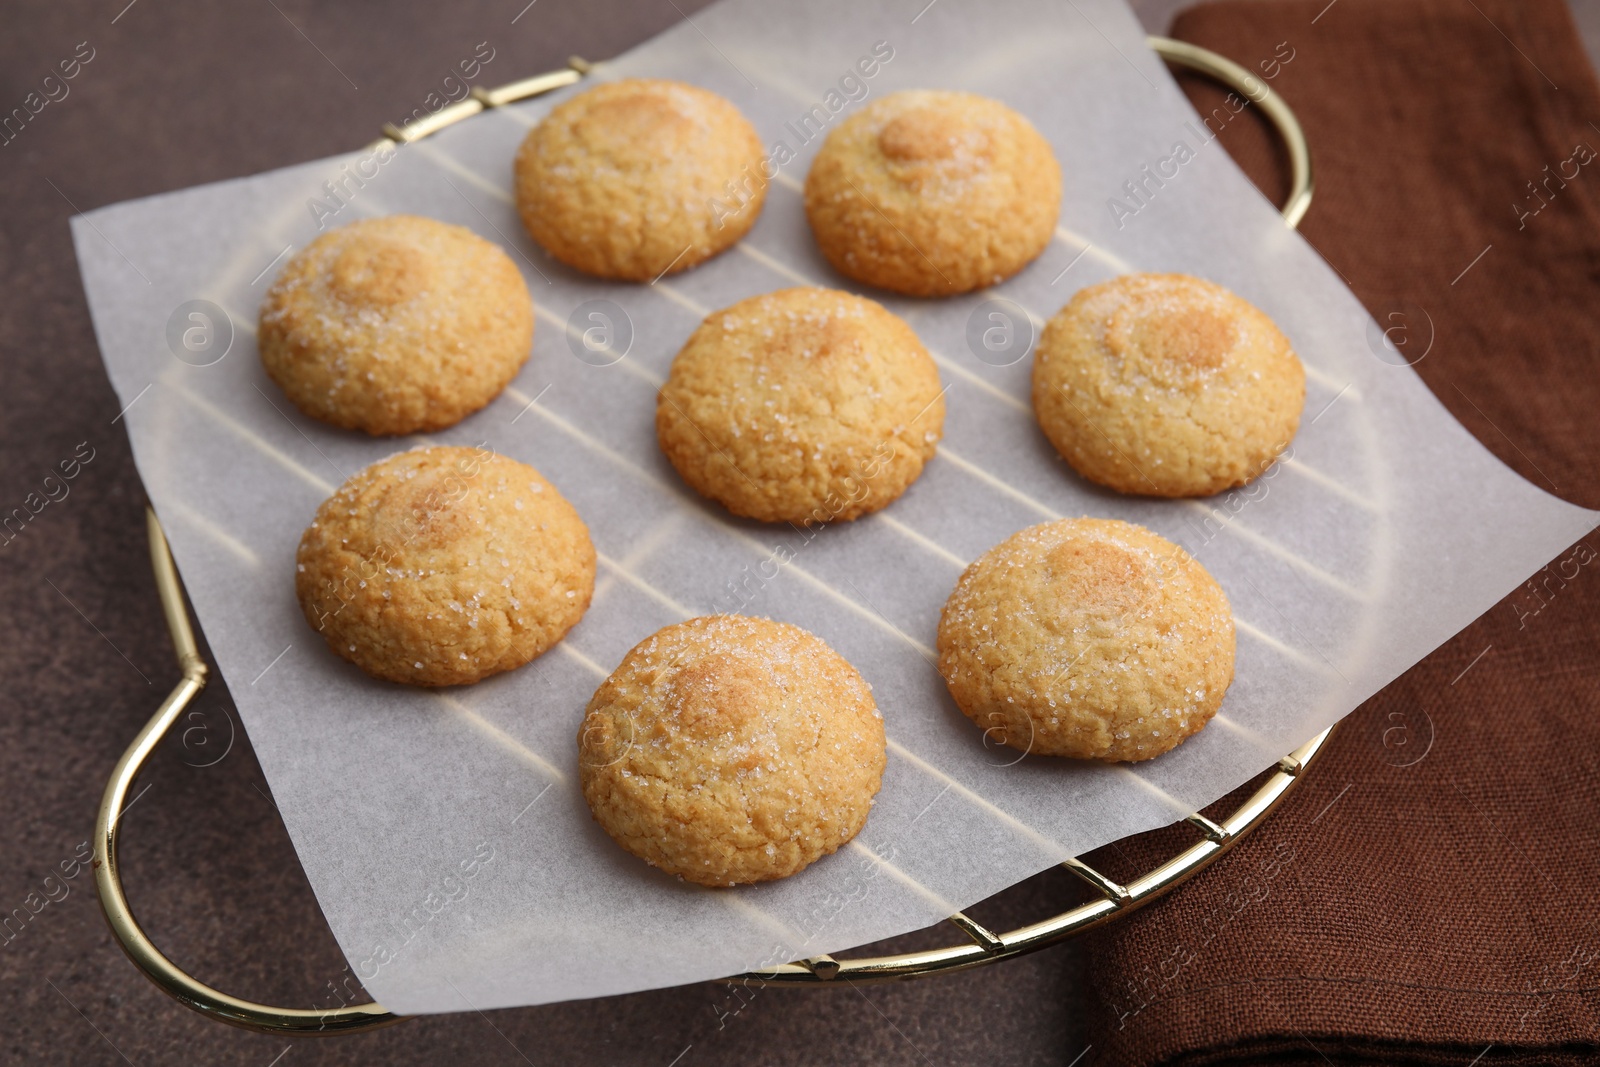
72 0 1596 1014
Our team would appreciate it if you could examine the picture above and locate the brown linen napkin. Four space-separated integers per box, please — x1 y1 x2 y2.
1078 1 1600 1063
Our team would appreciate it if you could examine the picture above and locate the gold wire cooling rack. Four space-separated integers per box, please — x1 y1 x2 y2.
92 37 1325 1035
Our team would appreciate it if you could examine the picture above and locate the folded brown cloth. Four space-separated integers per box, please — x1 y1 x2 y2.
1078 1 1600 1063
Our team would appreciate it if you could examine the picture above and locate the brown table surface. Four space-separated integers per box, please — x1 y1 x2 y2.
4 2 1596 1065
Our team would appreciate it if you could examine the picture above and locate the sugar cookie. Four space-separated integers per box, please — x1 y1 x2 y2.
657 287 944 524
295 446 594 687
1032 273 1305 497
514 78 767 281
937 518 1233 762
260 215 533 435
578 615 885 886
804 90 1061 296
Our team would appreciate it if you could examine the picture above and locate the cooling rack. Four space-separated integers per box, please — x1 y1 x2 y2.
92 36 1326 1034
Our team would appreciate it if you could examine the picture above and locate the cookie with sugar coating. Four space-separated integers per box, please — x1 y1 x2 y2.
259 215 533 436
1032 273 1305 497
578 615 886 887
937 518 1234 762
656 286 945 525
804 89 1061 296
514 78 768 281
295 446 595 687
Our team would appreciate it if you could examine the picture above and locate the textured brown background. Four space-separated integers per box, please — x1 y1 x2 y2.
1 1 1595 1065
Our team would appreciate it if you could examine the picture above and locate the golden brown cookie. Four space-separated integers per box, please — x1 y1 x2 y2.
937 518 1234 762
578 615 886 886
804 90 1061 297
295 446 595 687
260 215 533 436
514 78 767 281
1032 273 1305 497
656 287 944 525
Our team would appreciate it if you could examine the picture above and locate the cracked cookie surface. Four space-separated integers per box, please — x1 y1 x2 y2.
260 215 533 435
804 90 1061 296
937 518 1234 762
295 446 594 687
1032 273 1305 497
656 287 944 524
578 615 885 886
514 78 767 281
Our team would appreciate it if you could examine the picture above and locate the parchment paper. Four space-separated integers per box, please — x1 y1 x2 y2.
72 0 1596 1013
